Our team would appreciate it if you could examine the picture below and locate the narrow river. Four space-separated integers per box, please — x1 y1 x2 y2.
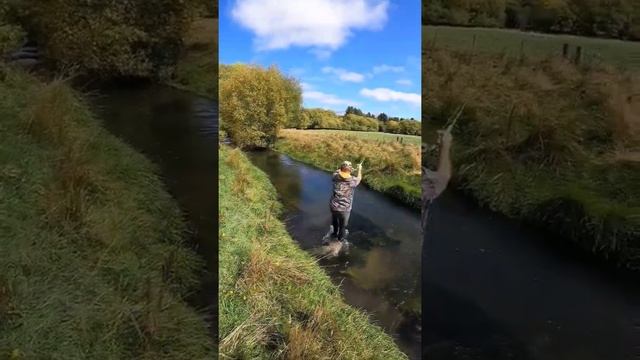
424 190 640 360
248 150 423 359
93 85 219 339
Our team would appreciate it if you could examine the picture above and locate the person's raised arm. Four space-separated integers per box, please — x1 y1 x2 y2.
436 130 452 183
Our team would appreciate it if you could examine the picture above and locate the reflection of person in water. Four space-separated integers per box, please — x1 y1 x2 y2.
422 131 453 229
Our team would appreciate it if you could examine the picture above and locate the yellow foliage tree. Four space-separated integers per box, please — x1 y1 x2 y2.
220 64 302 148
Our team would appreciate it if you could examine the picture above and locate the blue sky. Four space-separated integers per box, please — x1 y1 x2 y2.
220 0 421 119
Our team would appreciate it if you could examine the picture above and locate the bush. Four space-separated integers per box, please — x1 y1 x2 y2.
220 64 302 148
21 0 200 78
0 0 25 56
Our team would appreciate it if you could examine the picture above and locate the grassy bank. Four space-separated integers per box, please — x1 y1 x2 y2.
219 146 407 359
424 43 640 268
275 129 421 209
169 18 217 98
291 129 421 145
0 67 213 358
425 25 640 71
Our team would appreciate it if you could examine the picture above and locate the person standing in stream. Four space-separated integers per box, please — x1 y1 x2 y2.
328 160 363 243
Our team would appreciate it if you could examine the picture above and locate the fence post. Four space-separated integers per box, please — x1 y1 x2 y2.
574 46 582 65
562 43 569 59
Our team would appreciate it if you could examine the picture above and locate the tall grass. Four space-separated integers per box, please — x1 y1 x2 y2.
0 68 213 358
423 41 640 268
219 145 407 359
275 129 421 209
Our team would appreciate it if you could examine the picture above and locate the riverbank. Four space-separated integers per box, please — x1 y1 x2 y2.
219 145 407 359
168 17 217 99
275 129 421 209
0 67 213 358
424 44 640 268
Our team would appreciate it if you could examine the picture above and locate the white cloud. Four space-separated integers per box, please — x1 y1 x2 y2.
360 88 420 106
372 64 404 74
396 79 413 86
304 89 359 106
322 66 365 83
231 0 389 56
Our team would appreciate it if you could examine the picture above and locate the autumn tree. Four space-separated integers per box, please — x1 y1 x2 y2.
220 64 302 148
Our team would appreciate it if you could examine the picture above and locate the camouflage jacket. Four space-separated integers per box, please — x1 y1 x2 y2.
329 171 361 212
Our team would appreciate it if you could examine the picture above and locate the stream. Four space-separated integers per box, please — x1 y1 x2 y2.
248 150 423 359
424 190 640 360
93 85 219 338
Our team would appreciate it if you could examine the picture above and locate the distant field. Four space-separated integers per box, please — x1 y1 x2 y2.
424 25 640 71
285 129 421 145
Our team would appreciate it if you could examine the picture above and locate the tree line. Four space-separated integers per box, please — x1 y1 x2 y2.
291 107 420 135
424 0 640 40
220 64 420 148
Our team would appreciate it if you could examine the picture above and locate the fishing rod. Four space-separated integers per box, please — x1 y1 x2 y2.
435 104 465 147
444 104 465 133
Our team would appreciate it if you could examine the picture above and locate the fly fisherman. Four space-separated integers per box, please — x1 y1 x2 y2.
327 160 363 243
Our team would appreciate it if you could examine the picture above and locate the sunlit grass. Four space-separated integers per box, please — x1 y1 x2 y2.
287 129 421 145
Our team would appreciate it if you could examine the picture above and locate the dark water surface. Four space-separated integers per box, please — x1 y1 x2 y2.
248 150 423 359
424 190 640 360
93 85 219 338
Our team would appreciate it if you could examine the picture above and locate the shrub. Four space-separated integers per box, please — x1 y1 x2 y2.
21 0 200 78
220 64 302 148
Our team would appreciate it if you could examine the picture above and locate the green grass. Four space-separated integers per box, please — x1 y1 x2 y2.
291 129 422 145
425 25 640 71
0 67 214 359
275 129 421 209
169 18 217 98
219 145 407 359
423 41 640 268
